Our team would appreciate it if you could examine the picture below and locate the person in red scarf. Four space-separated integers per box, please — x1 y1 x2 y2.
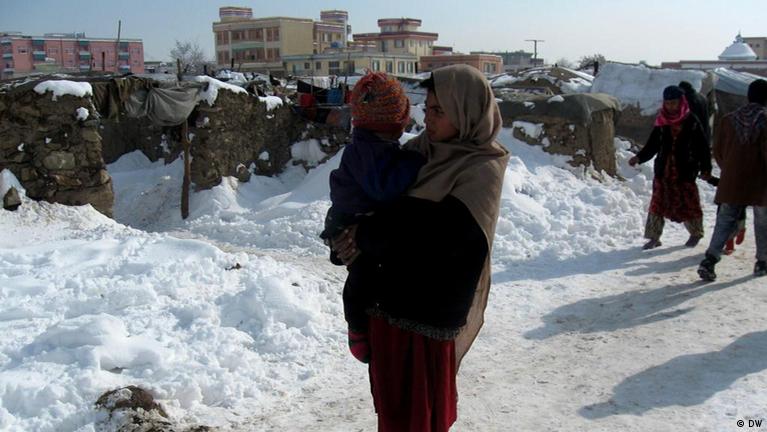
629 85 712 249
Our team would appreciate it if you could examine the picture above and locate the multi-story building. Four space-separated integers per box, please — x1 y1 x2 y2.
283 49 418 76
352 18 438 62
212 7 349 75
419 53 503 74
0 32 144 78
743 36 767 60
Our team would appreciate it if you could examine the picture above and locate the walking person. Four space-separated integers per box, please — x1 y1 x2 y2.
698 79 767 281
629 85 712 249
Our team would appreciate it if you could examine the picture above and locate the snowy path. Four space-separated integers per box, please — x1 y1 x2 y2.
2 133 767 431
234 228 767 432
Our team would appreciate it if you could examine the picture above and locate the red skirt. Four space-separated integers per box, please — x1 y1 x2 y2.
368 316 458 432
648 155 702 223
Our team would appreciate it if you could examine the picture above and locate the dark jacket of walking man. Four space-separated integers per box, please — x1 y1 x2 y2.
698 79 767 281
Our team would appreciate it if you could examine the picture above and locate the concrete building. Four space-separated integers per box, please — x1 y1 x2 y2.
661 33 767 77
212 6 349 75
283 50 418 76
352 18 438 59
472 50 544 71
419 53 503 74
0 32 144 78
742 36 767 60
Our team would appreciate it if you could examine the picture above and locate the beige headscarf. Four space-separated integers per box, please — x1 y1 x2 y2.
405 64 510 370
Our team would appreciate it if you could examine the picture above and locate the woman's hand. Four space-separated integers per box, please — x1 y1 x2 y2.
628 156 639 167
332 225 361 266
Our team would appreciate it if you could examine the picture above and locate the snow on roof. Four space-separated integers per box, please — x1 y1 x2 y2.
590 63 706 115
33 80 93 101
259 95 283 112
491 67 594 94
194 75 248 106
712 67 765 96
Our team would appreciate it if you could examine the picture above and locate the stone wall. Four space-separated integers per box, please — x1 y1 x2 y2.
499 94 620 176
191 91 349 189
0 83 114 216
1 78 350 218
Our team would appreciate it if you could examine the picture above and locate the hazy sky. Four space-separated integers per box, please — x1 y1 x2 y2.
1 0 763 65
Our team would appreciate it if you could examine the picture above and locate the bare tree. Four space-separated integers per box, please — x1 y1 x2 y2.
555 57 574 68
577 53 606 70
170 40 208 74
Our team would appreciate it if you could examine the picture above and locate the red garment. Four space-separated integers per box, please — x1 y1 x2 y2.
654 95 690 127
368 316 457 432
649 151 703 222
351 71 410 133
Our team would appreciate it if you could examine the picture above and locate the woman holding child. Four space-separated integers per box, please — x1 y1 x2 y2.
327 65 509 431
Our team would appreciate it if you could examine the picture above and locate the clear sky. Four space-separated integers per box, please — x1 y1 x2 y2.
1 0 763 65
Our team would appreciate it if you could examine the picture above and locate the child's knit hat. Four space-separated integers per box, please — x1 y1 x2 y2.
351 72 410 133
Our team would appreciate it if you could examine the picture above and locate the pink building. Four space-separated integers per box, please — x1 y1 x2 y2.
1 32 144 78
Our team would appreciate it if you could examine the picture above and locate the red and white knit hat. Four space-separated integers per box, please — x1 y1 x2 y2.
351 72 410 133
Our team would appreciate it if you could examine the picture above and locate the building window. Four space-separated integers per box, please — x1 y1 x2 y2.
64 48 74 54
407 62 414 73
372 60 380 71
395 40 404 48
304 62 310 70
428 41 433 47
419 40 423 47
386 61 393 73
329 61 341 75
274 28 280 41
316 61 322 70
398 62 405 73
381 41 387 52
48 48 58 54
410 40 414 47
17 47 27 54
256 29 263 40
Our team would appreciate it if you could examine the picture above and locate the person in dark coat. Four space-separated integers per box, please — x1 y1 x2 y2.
320 71 425 364
331 65 509 432
698 79 767 281
679 80 711 142
629 85 712 249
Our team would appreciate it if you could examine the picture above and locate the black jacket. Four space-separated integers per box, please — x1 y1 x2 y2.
685 90 711 142
353 195 488 337
637 115 712 182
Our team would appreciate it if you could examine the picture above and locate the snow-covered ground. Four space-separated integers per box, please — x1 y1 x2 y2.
1 129 766 431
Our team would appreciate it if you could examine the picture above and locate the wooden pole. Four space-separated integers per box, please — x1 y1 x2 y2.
102 51 105 71
177 58 191 219
115 20 121 72
181 119 191 219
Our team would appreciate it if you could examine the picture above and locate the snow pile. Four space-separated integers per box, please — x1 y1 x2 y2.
591 63 706 115
215 70 247 84
3 120 749 431
491 67 594 94
0 190 345 431
33 80 93 101
0 169 25 199
75 107 89 121
548 95 565 103
290 140 328 167
258 96 283 112
512 121 544 139
194 76 247 106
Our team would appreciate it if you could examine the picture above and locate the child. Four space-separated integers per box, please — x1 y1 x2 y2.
320 72 425 363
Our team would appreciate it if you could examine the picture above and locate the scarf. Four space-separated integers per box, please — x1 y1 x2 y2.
733 102 767 145
654 95 690 127
405 65 510 370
